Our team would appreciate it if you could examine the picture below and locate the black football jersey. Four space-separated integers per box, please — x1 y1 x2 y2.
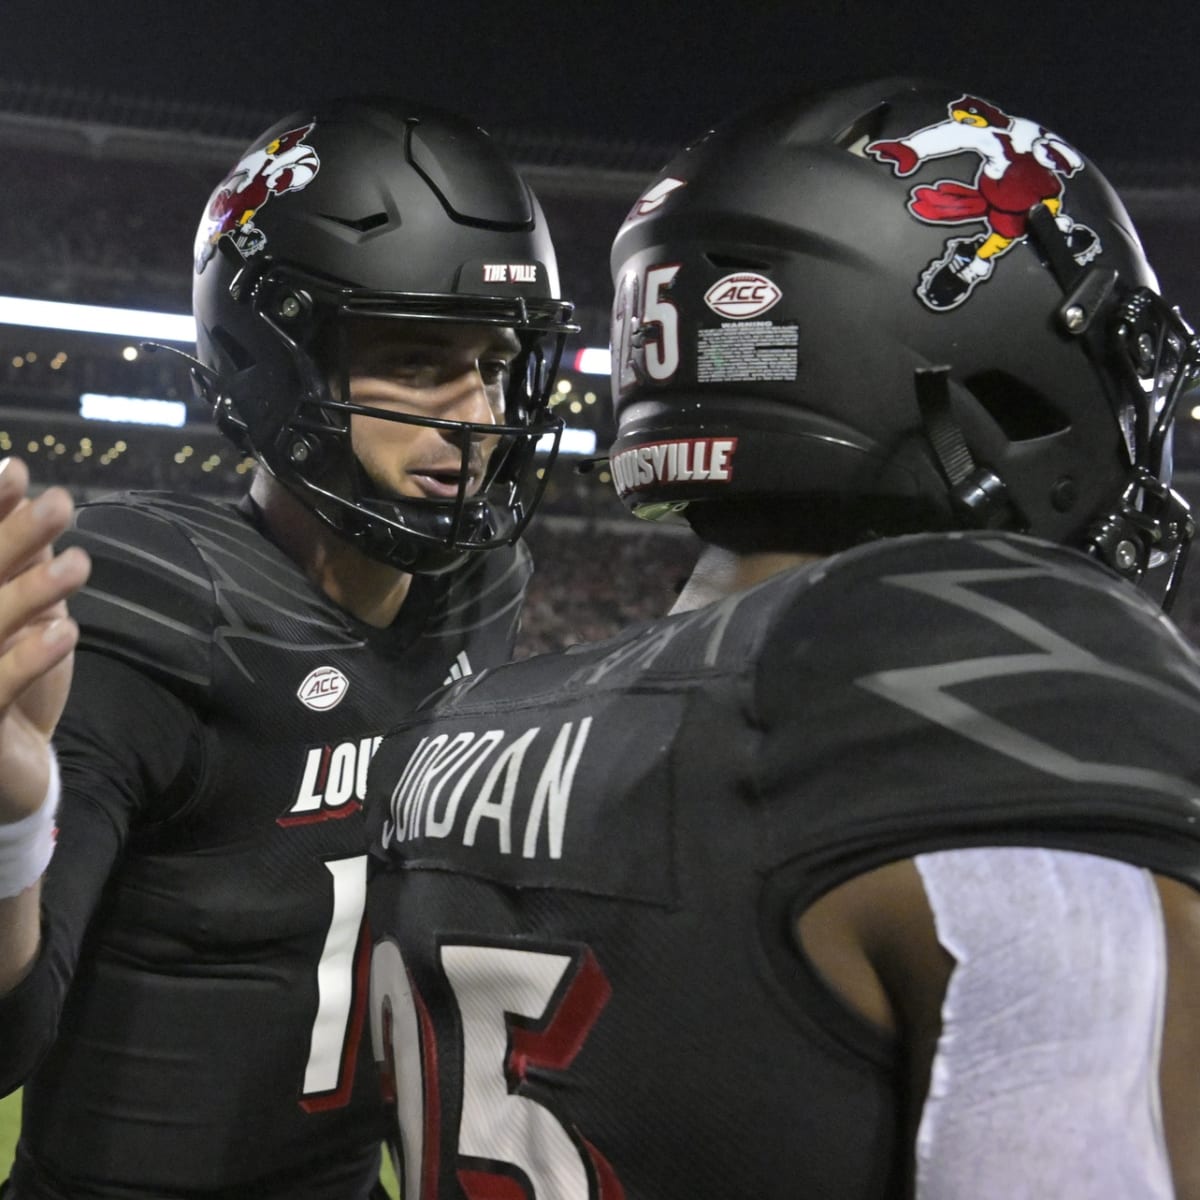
365 531 1200 1200
0 491 529 1200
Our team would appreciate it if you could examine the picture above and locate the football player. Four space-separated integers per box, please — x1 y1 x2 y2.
0 98 575 1198
364 80 1200 1198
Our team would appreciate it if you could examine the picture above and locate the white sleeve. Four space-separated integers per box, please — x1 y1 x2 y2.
914 847 1173 1200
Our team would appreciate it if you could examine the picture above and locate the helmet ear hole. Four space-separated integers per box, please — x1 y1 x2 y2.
212 326 254 372
963 371 1071 441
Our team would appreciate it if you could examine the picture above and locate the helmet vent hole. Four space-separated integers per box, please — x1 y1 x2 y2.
320 211 390 234
834 102 891 156
213 327 253 372
705 252 771 272
964 370 1071 441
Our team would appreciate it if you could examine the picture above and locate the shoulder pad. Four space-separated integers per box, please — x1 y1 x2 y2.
60 492 360 700
753 531 1200 865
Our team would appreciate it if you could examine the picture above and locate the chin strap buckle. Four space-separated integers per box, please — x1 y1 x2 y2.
915 365 1017 530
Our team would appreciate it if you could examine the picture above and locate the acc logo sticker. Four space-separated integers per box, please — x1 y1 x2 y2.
297 666 349 712
704 273 781 320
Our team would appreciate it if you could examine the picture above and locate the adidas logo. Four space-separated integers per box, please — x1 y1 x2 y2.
443 651 473 686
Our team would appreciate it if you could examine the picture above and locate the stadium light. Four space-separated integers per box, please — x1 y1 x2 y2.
79 394 189 427
0 296 196 343
538 428 596 456
573 347 611 376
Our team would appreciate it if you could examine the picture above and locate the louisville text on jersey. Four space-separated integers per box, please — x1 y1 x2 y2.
279 735 383 826
379 718 593 860
610 437 737 496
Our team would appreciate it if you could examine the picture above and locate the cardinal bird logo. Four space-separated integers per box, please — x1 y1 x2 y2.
194 122 321 272
866 96 1100 311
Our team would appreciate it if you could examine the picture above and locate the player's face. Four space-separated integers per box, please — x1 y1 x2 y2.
344 318 520 503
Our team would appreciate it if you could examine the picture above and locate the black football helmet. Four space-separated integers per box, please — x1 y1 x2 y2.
609 78 1198 601
192 97 577 574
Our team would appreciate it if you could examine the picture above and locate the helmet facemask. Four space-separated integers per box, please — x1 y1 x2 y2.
1020 205 1200 605
200 258 572 575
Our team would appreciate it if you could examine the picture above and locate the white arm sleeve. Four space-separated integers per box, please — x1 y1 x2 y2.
914 847 1173 1200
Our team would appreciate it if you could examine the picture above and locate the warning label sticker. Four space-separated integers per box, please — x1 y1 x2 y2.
697 321 798 383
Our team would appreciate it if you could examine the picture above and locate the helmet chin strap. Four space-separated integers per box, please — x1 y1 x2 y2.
915 365 1017 530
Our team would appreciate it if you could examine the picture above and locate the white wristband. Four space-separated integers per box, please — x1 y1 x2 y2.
0 750 60 899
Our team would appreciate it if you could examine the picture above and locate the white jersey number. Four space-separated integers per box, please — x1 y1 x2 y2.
612 263 682 396
642 264 682 381
299 854 370 1112
371 939 623 1200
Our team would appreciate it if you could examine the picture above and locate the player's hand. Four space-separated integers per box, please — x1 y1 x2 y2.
0 459 90 824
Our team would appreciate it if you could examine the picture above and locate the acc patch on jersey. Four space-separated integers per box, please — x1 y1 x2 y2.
297 665 349 712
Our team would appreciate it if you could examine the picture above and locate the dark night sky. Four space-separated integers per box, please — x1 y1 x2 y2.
1 0 1198 169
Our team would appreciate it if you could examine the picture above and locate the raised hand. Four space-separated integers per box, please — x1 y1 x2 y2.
0 459 90 824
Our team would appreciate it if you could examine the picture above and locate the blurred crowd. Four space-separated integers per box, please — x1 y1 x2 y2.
517 519 699 657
